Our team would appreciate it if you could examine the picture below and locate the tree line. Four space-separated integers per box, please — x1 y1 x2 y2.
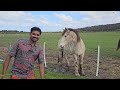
76 23 120 32
0 23 120 33
0 30 24 34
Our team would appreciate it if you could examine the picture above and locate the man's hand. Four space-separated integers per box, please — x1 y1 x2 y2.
1 75 5 79
39 63 44 79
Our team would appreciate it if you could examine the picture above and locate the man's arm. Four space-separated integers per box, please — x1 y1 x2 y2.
38 63 44 79
1 54 12 79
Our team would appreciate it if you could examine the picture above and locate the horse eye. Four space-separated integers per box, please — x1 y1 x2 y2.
65 35 67 37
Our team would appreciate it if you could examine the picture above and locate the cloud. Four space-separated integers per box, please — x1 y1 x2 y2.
39 16 63 27
54 13 73 22
39 17 52 26
68 11 120 27
0 11 36 26
0 11 120 32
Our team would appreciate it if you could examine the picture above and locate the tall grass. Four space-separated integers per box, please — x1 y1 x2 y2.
81 32 120 58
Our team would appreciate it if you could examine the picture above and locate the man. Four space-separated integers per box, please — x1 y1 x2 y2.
1 27 44 79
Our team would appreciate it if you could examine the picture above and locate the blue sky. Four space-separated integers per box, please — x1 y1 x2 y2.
0 11 120 32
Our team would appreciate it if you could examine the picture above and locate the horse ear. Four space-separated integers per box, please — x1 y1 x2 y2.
63 27 66 30
65 27 67 30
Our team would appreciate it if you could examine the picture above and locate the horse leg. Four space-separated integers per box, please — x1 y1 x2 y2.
58 52 65 73
58 52 60 63
64 56 70 72
79 54 85 76
73 54 80 76
65 56 70 66
58 50 64 64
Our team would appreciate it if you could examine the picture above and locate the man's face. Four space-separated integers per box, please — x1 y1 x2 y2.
30 31 40 42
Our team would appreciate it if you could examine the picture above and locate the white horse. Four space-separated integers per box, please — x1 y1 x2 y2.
58 28 85 76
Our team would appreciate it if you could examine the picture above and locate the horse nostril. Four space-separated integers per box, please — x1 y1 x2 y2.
60 45 64 49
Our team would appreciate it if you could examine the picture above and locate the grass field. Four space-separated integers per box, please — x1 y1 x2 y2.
1 31 119 58
0 63 86 79
0 31 120 79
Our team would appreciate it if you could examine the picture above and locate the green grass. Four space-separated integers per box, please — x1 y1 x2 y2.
35 68 87 79
0 63 11 79
0 31 120 79
0 32 120 58
80 32 120 58
0 63 87 79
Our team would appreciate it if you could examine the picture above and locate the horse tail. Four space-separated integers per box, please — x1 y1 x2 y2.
116 39 120 51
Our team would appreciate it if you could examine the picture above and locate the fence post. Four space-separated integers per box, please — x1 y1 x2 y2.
44 42 47 68
96 45 100 76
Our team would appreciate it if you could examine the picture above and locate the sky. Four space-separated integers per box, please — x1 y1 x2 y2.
0 11 120 32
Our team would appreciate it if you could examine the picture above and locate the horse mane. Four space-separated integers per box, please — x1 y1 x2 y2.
62 28 80 42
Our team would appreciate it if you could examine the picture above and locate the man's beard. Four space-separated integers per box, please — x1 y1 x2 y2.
31 37 38 42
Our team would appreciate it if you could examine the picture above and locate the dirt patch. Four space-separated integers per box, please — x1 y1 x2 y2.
45 50 120 79
1 49 120 79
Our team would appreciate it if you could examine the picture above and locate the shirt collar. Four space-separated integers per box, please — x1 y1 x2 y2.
28 39 37 47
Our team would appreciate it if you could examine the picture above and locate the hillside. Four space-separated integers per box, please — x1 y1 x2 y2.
77 23 120 32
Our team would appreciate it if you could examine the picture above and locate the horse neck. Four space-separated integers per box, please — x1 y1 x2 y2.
64 41 77 52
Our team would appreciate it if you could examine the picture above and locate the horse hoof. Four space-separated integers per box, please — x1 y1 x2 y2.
81 73 85 76
75 73 80 76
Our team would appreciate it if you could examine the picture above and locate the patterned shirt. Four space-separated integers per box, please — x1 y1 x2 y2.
9 39 44 78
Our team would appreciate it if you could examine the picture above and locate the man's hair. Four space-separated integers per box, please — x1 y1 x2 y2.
31 27 42 35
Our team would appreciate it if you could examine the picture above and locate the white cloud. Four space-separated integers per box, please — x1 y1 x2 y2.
0 11 120 32
0 11 36 26
54 13 73 22
66 11 120 28
39 17 52 26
